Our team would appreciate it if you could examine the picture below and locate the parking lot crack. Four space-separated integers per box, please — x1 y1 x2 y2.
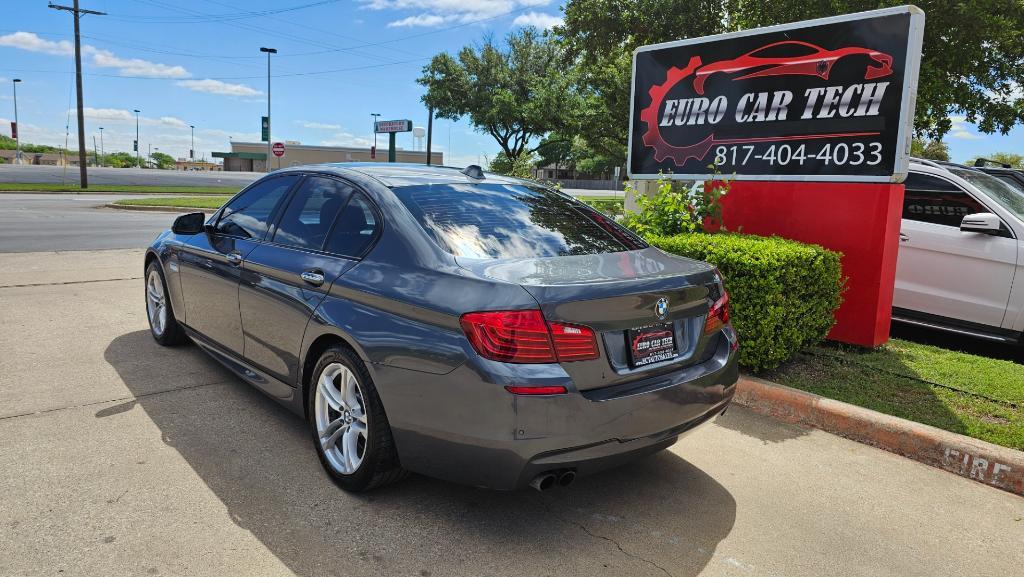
539 498 674 577
0 379 234 421
0 276 142 289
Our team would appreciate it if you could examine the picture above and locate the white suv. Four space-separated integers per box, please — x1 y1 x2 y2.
894 159 1024 345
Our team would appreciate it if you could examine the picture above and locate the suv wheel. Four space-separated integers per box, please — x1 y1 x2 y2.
309 345 407 491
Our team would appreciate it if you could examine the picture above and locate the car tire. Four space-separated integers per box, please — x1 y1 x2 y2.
145 261 188 346
308 344 407 492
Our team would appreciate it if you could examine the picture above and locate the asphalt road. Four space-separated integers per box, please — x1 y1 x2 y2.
0 164 261 187
0 194 184 252
0 249 1021 577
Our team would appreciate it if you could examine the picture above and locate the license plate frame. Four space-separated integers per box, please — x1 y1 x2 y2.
627 323 677 368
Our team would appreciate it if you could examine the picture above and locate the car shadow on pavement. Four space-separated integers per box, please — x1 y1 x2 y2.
105 329 737 577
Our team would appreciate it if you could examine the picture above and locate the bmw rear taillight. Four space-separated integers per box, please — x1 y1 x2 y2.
459 310 599 364
703 292 730 335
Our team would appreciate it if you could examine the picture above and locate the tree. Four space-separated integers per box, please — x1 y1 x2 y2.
911 139 950 161
105 152 140 168
557 0 1024 145
418 27 582 162
150 151 175 170
487 150 538 178
967 152 1024 168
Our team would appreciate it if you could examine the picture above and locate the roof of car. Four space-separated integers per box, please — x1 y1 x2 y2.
280 162 529 188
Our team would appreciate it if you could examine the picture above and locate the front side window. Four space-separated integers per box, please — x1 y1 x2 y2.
392 183 647 259
273 177 354 249
216 174 300 239
903 173 985 228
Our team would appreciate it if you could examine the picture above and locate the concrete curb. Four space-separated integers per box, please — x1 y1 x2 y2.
735 376 1024 497
104 203 207 214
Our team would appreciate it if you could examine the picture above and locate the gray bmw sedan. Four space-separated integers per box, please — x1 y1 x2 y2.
144 163 738 491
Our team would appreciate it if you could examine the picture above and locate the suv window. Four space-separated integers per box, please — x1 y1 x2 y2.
273 176 354 250
324 192 379 257
392 183 647 259
903 173 986 227
216 175 300 239
950 167 1024 223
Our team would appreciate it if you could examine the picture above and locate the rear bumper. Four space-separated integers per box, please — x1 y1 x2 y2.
376 338 738 490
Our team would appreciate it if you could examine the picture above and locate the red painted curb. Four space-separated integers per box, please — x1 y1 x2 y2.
735 376 1024 497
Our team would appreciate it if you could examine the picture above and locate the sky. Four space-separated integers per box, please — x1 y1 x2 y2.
1 1 1022 167
0 0 566 167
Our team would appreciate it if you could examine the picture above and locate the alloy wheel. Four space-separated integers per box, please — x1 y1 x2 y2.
314 362 368 474
146 270 167 337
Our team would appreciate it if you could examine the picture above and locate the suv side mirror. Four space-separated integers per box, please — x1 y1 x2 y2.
172 212 206 235
960 212 1002 235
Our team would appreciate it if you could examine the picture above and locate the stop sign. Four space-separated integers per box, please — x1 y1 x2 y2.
272 142 285 157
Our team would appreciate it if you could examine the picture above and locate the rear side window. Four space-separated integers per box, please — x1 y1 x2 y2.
392 183 647 259
273 176 354 249
324 193 379 257
216 174 299 239
903 173 985 227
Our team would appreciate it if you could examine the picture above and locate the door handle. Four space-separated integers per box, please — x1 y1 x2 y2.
301 269 325 286
225 252 242 265
899 233 910 243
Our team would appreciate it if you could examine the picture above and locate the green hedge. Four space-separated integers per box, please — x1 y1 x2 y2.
648 233 845 371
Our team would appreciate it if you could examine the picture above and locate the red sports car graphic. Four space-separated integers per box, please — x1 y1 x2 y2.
693 40 893 95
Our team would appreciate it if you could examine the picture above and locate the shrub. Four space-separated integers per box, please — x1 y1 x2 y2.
622 175 727 236
648 233 845 371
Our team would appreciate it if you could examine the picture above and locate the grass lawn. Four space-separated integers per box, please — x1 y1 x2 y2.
0 183 239 194
763 338 1024 450
114 196 231 209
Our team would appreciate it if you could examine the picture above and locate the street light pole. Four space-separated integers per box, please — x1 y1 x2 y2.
12 79 21 165
370 112 380 160
98 127 103 165
260 47 276 173
133 109 140 168
189 124 195 162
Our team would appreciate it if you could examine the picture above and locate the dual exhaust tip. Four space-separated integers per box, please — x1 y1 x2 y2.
529 469 576 491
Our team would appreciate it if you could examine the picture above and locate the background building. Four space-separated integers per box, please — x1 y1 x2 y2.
213 141 442 172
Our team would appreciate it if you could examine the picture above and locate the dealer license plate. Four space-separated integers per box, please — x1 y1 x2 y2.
627 324 677 367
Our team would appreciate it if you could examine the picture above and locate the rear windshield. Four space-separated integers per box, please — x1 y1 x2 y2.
392 183 647 259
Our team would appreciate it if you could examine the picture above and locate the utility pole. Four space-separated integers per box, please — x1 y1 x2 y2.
11 79 21 165
426 107 433 166
260 47 276 173
49 1 105 188
98 126 103 165
133 109 140 168
370 112 380 160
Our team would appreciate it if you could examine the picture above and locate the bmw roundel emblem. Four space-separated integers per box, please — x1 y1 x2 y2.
655 297 669 320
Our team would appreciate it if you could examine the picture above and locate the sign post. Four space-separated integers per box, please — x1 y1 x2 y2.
374 119 413 163
628 6 925 346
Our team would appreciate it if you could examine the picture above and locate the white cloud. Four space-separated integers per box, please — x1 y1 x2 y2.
388 14 449 27
0 31 73 56
297 120 343 130
0 31 189 79
321 131 374 148
512 11 562 29
948 115 985 140
361 0 553 28
176 78 262 97
80 108 188 129
87 48 189 78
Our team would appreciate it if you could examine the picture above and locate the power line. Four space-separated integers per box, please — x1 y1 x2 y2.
104 0 345 24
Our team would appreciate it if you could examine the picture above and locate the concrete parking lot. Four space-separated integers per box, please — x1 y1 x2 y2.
0 209 1022 576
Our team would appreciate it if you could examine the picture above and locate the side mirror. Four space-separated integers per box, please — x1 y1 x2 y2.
171 212 206 235
960 212 1002 235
